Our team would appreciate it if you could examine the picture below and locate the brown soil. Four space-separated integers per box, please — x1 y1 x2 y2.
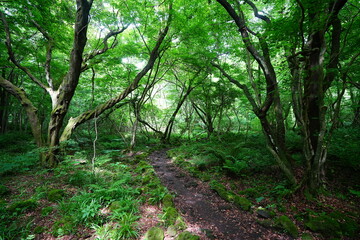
149 149 292 240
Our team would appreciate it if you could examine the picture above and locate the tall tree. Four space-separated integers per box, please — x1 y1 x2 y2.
0 0 172 167
212 0 355 193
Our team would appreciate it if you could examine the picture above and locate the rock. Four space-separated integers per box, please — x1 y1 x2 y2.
144 227 164 240
162 194 175 208
210 181 251 211
167 225 177 237
257 219 273 228
176 231 200 240
47 189 65 202
8 199 37 213
257 209 271 219
274 215 299 238
305 215 341 238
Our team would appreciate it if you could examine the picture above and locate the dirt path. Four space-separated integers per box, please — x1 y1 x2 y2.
149 149 291 240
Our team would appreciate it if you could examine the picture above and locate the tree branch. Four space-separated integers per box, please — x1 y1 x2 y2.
1 11 49 91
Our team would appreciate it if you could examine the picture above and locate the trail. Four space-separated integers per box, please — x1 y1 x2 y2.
149 149 291 240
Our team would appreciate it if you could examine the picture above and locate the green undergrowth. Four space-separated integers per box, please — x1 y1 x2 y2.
0 133 196 240
167 132 360 239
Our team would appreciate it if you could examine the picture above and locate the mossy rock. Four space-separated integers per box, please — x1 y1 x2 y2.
163 207 179 226
274 215 299 238
162 194 175 208
0 185 10 197
257 219 273 228
210 181 233 202
167 225 177 237
41 206 53 216
144 227 164 240
176 231 200 240
305 215 341 237
233 195 251 211
47 189 65 202
301 233 314 240
52 216 76 237
210 181 251 211
175 216 187 231
33 226 46 234
8 199 37 213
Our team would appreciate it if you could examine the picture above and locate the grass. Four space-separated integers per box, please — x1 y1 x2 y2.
0 132 182 239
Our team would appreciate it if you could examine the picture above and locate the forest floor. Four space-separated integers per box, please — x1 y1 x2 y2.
149 149 290 240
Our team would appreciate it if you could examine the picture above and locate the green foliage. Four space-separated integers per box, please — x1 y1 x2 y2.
41 206 53 216
0 185 10 197
47 189 66 202
328 127 360 170
52 216 77 237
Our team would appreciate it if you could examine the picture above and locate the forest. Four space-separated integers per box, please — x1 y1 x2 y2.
0 0 359 239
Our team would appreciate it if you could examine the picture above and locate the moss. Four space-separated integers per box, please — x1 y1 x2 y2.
329 212 359 237
52 216 76 237
8 199 37 213
167 225 177 237
176 231 200 240
257 219 273 228
233 195 251 211
163 207 179 226
47 189 65 202
210 181 251 211
305 215 341 237
162 194 175 208
41 206 53 216
0 185 10 197
144 227 164 240
305 212 359 238
301 233 314 240
274 215 299 238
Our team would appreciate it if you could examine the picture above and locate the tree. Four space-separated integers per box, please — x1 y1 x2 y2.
1 0 172 167
211 0 357 193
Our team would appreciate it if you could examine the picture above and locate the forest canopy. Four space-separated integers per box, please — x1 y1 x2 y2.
0 0 359 239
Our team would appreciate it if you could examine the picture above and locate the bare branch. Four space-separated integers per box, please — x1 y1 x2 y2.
84 25 128 63
244 0 270 23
